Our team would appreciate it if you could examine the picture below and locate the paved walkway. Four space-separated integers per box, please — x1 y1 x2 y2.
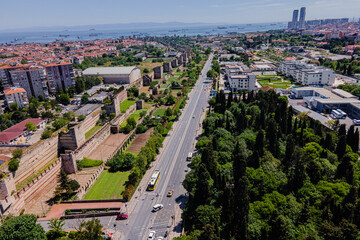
38 202 123 221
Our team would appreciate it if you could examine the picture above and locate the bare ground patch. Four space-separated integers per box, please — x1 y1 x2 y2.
126 128 154 153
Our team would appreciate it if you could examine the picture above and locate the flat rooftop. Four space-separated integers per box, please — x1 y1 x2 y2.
75 104 102 116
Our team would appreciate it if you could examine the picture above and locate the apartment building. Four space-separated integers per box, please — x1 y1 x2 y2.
44 63 75 93
4 87 29 108
279 60 335 86
9 67 49 99
224 62 256 92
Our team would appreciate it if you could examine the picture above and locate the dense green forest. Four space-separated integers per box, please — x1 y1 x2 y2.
177 90 360 240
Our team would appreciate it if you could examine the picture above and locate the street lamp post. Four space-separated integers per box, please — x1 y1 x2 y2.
39 200 45 217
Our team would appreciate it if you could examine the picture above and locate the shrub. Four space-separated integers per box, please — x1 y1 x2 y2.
65 209 72 215
12 149 23 159
78 115 85 122
78 158 103 168
41 129 53 139
81 209 87 214
123 184 135 201
8 158 19 172
136 124 148 134
106 153 136 172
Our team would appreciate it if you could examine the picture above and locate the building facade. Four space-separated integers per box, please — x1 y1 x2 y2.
44 63 75 93
4 87 29 108
82 67 141 84
279 60 335 86
7 67 49 99
225 63 256 92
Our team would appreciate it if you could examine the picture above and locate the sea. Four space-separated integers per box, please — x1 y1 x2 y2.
0 22 287 44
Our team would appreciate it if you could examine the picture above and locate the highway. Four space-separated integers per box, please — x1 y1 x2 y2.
118 54 213 240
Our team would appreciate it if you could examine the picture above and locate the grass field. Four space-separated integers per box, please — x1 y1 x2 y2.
85 126 102 139
161 83 170 88
84 170 130 200
174 72 182 76
167 77 178 83
120 99 136 113
258 79 293 89
120 109 148 128
78 158 103 168
153 109 166 117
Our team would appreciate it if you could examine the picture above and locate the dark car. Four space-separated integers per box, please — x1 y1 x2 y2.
116 213 128 220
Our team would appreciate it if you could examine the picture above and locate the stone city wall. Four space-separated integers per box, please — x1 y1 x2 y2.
14 134 60 186
10 158 61 215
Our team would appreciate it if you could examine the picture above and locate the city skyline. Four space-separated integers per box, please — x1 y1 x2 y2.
1 0 360 31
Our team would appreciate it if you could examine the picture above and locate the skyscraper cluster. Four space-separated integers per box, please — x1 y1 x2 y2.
288 7 306 29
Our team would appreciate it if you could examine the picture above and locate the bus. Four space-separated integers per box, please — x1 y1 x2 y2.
187 152 193 161
147 170 160 191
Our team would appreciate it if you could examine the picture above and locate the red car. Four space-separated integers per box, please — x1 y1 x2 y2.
116 213 128 220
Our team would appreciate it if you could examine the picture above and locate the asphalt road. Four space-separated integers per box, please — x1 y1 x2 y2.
118 54 214 240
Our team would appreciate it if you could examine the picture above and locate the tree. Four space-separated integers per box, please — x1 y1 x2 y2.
58 93 70 105
336 135 347 160
143 68 149 73
28 103 39 118
25 122 36 132
8 158 19 172
165 107 173 117
12 149 23 158
41 129 53 139
76 218 103 240
46 219 67 240
10 103 19 111
81 94 89 104
52 118 68 130
78 115 85 122
54 170 80 198
0 214 46 240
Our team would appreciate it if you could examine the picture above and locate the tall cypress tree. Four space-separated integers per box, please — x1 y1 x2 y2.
255 130 265 157
193 163 211 206
339 124 346 137
336 135 347 160
353 129 359 153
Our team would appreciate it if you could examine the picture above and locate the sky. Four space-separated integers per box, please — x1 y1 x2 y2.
1 0 360 31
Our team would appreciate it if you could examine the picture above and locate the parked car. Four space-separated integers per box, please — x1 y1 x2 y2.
116 213 128 220
148 231 156 240
353 119 360 125
167 189 174 197
152 204 163 212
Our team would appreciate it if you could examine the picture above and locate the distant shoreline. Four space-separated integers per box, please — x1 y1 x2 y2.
0 22 286 44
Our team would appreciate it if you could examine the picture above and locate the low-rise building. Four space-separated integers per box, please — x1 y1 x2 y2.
4 87 29 108
224 62 256 92
0 118 46 145
279 60 335 86
83 67 141 85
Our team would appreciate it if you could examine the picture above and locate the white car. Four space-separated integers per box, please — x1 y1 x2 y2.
148 231 156 240
152 204 163 212
156 237 164 240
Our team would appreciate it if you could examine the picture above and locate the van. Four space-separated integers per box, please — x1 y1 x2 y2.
187 152 193 161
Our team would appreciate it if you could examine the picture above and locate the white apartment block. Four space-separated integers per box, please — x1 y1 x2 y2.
225 62 256 92
4 87 29 108
279 60 335 86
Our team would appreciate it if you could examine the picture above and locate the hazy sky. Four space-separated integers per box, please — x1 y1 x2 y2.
1 0 359 30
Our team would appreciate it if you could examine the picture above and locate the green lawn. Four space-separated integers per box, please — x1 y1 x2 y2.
174 72 182 76
120 109 148 128
85 126 102 139
120 99 136 113
167 77 178 83
153 109 166 117
161 83 170 88
258 79 293 89
84 170 130 200
78 158 103 168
